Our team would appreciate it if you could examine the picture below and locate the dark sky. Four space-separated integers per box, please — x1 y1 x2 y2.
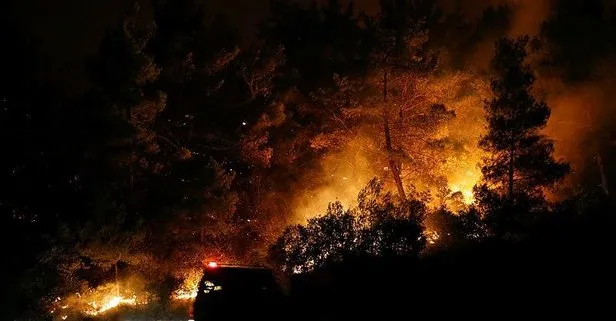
9 0 276 93
11 0 133 92
9 0 382 94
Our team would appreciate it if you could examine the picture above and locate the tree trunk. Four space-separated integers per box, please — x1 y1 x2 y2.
384 118 406 200
383 71 407 200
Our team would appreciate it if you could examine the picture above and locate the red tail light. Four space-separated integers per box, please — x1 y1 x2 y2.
207 261 218 268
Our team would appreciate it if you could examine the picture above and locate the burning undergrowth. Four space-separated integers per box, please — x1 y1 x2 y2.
48 270 205 320
49 277 151 320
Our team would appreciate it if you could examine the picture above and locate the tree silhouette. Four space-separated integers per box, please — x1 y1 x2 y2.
88 3 169 184
477 36 569 234
425 207 486 247
268 179 426 273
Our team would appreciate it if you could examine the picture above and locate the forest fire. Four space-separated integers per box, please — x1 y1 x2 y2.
49 281 150 319
6 0 616 319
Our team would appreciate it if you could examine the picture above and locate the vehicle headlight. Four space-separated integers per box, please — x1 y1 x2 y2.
202 281 222 294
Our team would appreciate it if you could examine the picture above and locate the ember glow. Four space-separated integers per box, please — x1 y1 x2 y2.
426 230 441 245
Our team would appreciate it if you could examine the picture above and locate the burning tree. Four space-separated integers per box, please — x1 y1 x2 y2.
366 0 442 200
306 1 459 204
477 36 569 234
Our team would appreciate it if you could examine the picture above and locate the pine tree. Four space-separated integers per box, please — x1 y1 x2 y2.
478 36 569 232
367 0 441 200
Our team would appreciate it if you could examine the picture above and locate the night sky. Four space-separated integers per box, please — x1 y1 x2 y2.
8 0 382 95
9 0 271 94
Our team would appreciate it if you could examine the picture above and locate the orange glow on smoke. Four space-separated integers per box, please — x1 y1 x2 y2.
292 132 378 222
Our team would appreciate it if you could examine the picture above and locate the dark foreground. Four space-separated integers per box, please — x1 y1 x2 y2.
287 212 615 320
43 210 616 321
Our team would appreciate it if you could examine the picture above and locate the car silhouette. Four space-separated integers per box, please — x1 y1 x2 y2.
192 262 283 321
